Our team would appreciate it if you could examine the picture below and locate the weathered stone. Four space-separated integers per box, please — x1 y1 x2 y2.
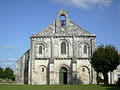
16 9 98 85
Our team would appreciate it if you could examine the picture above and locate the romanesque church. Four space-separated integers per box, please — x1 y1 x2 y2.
16 9 120 85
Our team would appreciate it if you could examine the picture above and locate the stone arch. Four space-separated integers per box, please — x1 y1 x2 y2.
57 9 68 20
79 42 90 57
58 64 70 72
59 67 68 84
59 14 66 26
60 39 71 45
39 65 47 72
35 42 47 58
84 42 90 47
80 66 90 73
77 42 89 57
37 41 47 48
56 9 70 26
58 64 70 84
78 66 90 84
59 39 70 57
80 41 90 47
38 65 47 84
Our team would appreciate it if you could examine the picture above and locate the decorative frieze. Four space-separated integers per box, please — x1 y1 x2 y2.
31 35 96 39
35 58 50 60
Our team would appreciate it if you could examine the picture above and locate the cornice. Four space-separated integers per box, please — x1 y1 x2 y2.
30 35 96 39
34 57 90 60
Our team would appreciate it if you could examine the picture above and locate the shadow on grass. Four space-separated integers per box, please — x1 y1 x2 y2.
99 84 120 90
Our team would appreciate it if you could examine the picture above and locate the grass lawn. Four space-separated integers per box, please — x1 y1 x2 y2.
0 81 15 83
0 84 119 90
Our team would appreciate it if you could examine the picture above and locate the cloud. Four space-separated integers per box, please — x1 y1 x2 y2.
4 45 17 49
118 4 120 11
0 63 13 66
8 58 17 61
53 0 112 10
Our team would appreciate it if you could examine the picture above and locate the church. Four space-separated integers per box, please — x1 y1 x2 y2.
15 9 119 85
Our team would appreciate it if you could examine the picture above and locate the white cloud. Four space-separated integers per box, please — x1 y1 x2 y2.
1 63 13 66
118 4 120 15
8 58 17 61
4 45 17 49
53 0 112 10
118 4 120 10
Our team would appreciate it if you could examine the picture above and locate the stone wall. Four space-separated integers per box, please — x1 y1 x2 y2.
16 9 97 85
28 35 96 85
16 50 29 84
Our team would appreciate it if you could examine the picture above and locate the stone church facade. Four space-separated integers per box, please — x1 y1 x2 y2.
16 9 119 85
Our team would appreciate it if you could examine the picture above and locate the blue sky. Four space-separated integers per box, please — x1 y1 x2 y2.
0 0 120 72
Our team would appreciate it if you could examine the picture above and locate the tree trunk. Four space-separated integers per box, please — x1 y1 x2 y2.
102 72 108 85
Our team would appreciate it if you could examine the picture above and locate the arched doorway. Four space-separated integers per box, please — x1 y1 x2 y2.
59 67 68 84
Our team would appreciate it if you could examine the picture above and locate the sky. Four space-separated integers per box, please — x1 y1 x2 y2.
0 0 120 72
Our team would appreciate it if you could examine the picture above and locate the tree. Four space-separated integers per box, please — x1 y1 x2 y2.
0 67 4 78
91 45 120 85
4 67 14 79
12 74 15 81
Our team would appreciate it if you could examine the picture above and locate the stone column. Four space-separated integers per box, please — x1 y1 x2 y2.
49 59 54 84
90 37 97 84
108 72 113 84
28 38 35 85
92 68 97 84
72 59 77 84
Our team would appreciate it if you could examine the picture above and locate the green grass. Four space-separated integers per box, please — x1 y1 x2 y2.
0 84 119 90
0 81 15 83
0 78 15 83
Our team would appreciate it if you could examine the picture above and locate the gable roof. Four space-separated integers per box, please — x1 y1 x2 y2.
32 21 95 37
32 9 96 37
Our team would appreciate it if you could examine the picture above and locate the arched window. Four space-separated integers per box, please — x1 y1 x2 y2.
84 45 87 54
60 15 66 26
40 65 46 72
39 46 42 54
61 42 66 54
82 68 85 72
42 68 44 72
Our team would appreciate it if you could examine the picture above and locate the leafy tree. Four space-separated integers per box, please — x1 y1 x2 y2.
12 74 15 81
119 53 120 58
96 72 104 84
91 45 120 85
4 67 14 79
0 67 4 78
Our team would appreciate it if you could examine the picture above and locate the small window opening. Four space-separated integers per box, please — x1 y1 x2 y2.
61 42 66 54
42 68 44 72
60 15 66 26
84 45 87 54
39 46 42 54
82 68 85 72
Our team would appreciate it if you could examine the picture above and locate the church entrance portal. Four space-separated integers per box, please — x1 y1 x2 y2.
59 67 68 84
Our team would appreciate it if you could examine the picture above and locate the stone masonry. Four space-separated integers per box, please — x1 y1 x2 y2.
16 9 97 85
